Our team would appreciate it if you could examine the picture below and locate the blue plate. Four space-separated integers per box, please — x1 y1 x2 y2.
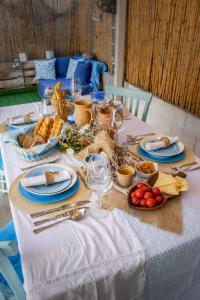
19 178 80 204
24 165 71 195
147 142 180 157
137 145 185 163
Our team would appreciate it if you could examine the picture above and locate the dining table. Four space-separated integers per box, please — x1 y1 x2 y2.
1 101 200 300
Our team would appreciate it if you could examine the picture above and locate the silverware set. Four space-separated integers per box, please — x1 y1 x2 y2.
126 132 156 145
33 207 88 234
31 201 90 234
171 162 199 172
31 200 90 218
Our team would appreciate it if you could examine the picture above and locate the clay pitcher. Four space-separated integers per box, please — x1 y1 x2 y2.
98 106 115 129
71 99 95 126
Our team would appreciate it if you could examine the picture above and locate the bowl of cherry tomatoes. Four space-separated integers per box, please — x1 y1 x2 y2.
128 181 167 210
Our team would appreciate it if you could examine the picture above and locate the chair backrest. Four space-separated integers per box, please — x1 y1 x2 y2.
0 241 26 300
105 85 152 122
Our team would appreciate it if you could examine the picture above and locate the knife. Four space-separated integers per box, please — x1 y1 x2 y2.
30 200 90 218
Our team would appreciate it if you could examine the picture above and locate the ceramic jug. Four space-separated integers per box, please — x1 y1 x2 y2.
68 99 95 126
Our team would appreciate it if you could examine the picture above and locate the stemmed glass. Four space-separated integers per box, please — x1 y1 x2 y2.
91 91 106 128
70 77 82 101
112 113 127 147
85 154 112 217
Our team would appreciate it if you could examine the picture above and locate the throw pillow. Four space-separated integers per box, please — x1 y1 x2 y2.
34 59 56 80
55 57 70 77
74 60 92 85
66 58 84 79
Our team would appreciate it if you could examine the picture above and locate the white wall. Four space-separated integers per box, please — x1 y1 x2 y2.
103 72 200 157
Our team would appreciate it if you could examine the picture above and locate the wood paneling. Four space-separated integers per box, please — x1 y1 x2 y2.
0 0 112 69
0 61 36 89
125 0 200 117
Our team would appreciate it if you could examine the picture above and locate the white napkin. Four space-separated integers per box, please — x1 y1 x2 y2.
8 113 40 125
145 136 179 151
21 170 70 188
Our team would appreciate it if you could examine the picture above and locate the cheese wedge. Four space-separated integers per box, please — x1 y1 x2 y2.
158 183 180 196
154 172 189 196
154 172 178 187
175 176 189 192
179 184 189 192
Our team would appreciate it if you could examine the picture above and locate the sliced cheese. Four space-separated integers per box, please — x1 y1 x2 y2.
159 183 180 196
175 176 189 192
154 172 178 188
179 184 189 192
175 176 188 186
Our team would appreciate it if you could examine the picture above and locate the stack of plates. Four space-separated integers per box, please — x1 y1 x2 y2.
18 164 79 204
137 135 185 163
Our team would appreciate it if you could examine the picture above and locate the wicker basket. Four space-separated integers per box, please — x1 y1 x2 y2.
14 139 58 162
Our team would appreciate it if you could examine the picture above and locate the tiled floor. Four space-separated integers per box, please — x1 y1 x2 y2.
0 193 11 228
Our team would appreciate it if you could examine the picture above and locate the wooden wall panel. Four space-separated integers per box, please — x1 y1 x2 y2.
0 0 112 68
125 0 200 117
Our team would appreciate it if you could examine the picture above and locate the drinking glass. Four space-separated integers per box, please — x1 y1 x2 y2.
86 154 112 217
70 77 82 101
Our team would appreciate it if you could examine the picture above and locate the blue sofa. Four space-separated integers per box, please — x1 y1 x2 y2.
37 55 107 98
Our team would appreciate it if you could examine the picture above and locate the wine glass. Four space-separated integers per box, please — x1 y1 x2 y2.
70 77 82 101
91 91 106 127
86 154 112 217
112 113 127 146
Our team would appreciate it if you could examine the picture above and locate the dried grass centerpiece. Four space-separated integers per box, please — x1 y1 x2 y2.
59 124 95 154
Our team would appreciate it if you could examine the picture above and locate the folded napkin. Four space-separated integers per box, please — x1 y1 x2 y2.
21 170 70 188
145 136 179 151
8 113 40 125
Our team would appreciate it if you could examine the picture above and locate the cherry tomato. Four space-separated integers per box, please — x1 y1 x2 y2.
130 191 136 198
146 198 156 208
136 182 145 189
140 199 147 207
155 195 164 204
141 186 150 193
135 189 145 199
131 196 140 206
144 192 153 200
152 187 161 196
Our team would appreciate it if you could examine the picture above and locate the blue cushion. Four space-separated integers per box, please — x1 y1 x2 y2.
66 58 84 79
55 57 70 77
0 220 24 284
74 60 92 85
34 59 56 80
90 60 107 91
38 77 92 98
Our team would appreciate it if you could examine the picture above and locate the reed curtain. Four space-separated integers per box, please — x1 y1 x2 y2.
0 0 112 68
125 0 200 117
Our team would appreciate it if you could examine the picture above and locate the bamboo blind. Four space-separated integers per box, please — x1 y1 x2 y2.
0 0 112 69
125 0 200 117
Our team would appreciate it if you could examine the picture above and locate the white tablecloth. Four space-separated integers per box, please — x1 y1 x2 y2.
0 103 145 300
1 102 200 300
